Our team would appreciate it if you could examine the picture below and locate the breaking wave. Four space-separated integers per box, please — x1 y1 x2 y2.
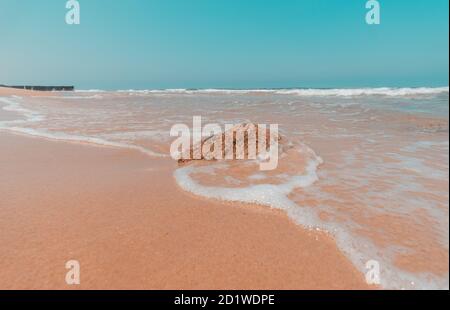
116 87 449 97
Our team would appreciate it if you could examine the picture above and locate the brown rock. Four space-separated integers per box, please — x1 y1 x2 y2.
178 123 281 164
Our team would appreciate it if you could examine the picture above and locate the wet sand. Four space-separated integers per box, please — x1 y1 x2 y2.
0 132 370 289
0 89 370 289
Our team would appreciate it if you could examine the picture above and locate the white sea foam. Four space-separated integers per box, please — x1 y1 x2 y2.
114 87 449 97
0 97 45 122
46 95 104 100
1 126 166 157
100 130 170 142
0 97 166 158
173 143 449 290
174 148 323 208
274 87 449 97
74 89 107 93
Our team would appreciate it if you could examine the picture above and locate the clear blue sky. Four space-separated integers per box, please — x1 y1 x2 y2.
0 0 448 89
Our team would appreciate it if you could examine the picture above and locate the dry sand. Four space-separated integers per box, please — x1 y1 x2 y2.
0 87 370 289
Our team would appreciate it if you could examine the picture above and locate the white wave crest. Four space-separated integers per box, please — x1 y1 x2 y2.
114 87 449 97
0 97 166 158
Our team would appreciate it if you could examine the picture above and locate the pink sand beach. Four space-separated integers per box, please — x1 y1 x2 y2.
0 86 448 289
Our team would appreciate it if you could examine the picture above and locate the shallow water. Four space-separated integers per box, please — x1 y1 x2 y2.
0 87 448 289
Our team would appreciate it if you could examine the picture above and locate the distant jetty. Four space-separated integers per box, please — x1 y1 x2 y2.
0 85 74 91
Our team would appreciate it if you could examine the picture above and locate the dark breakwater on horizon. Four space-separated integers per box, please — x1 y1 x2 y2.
0 85 74 91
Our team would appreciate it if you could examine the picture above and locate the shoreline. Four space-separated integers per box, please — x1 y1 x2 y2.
2 86 449 289
0 95 371 289
0 131 370 289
